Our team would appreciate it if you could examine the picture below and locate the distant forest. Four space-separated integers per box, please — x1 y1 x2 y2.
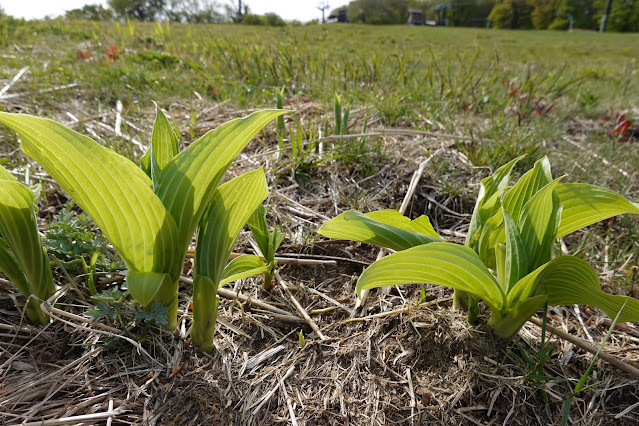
336 0 639 31
2 0 637 32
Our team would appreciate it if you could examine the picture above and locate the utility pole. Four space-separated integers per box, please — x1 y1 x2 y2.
238 0 243 24
600 0 613 32
317 2 330 24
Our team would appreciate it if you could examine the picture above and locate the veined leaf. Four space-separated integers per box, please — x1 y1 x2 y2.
518 178 562 270
150 103 179 172
0 238 29 296
318 210 440 252
502 156 553 224
556 183 639 238
195 168 269 284
156 110 287 260
0 112 181 276
476 207 505 269
537 256 639 323
502 209 528 292
466 155 523 246
0 172 54 324
356 242 506 311
365 210 440 238
141 103 181 183
220 255 269 286
248 205 271 256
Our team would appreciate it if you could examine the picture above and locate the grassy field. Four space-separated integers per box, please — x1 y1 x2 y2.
1 18 639 424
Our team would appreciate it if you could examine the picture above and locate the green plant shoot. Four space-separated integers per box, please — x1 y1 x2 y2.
191 169 271 353
0 165 55 324
247 204 284 291
0 107 287 330
334 92 350 135
318 156 639 339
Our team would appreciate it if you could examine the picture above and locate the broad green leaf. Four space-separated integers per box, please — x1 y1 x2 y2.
0 178 54 323
0 238 29 296
466 155 523 246
0 165 16 181
144 103 180 184
556 183 639 238
356 242 506 311
318 210 440 252
151 103 179 171
156 110 287 260
518 178 562 270
190 276 219 353
502 209 528 292
536 256 639 323
502 156 553 224
0 112 181 276
476 207 504 268
507 258 553 306
495 243 506 289
127 271 171 307
195 169 269 285
220 255 269 286
365 210 441 238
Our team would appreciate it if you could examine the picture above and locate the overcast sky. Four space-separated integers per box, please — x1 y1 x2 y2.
1 1 332 22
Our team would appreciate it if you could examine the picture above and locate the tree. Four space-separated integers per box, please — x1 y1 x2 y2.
65 4 115 21
165 0 224 23
528 0 560 28
108 0 168 21
448 0 496 26
347 0 410 24
242 12 286 26
549 0 597 29
595 0 639 31
488 0 533 27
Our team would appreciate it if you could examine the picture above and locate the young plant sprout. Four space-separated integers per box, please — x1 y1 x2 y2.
319 156 639 339
191 170 271 352
247 204 284 291
0 107 287 331
0 165 55 324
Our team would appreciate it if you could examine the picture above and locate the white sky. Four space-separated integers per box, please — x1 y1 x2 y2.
1 0 337 22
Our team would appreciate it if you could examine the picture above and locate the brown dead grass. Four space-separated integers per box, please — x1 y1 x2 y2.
1 102 639 425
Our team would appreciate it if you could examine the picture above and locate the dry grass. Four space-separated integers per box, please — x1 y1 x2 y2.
1 101 639 425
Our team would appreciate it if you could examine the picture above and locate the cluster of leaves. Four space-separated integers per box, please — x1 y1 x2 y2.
319 156 639 339
86 289 169 327
0 106 286 353
44 204 123 275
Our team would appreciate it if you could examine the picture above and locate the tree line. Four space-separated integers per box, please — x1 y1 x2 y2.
22 0 639 31
62 1 289 26
336 0 638 31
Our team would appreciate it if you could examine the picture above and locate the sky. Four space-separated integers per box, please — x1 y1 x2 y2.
1 0 333 22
